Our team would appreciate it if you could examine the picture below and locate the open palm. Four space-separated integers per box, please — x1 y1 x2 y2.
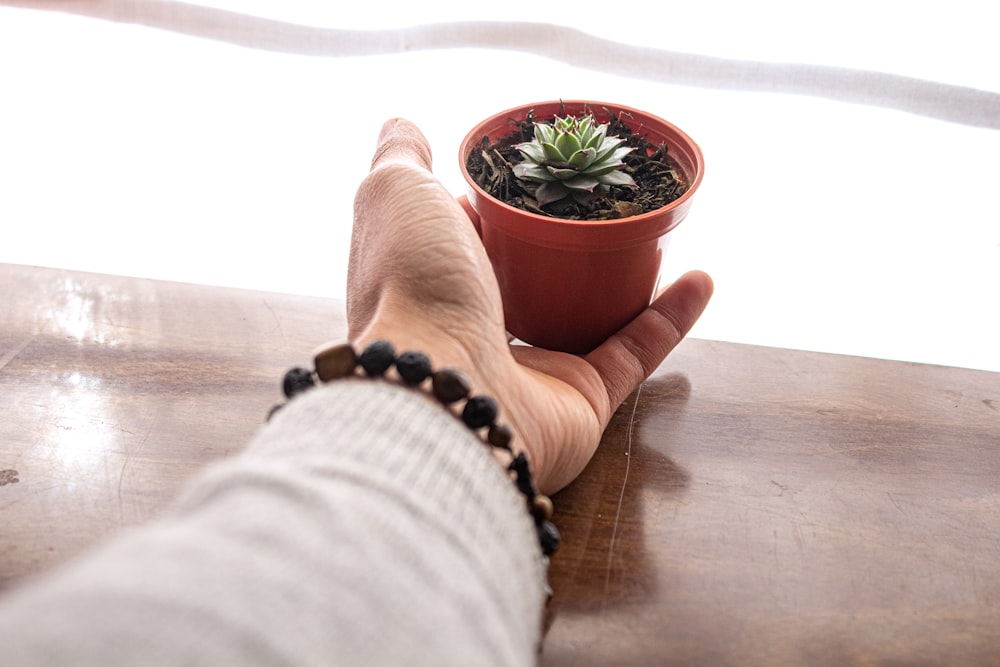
347 119 712 494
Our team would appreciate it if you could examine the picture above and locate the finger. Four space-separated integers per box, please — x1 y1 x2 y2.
457 195 482 237
585 270 714 416
369 118 433 172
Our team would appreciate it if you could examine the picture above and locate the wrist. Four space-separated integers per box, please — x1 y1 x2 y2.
351 312 520 424
348 307 565 492
271 339 560 560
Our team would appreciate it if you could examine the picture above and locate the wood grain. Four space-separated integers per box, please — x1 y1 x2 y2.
0 264 342 584
2 263 998 665
545 340 1000 665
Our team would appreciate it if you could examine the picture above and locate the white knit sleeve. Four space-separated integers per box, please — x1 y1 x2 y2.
0 380 547 666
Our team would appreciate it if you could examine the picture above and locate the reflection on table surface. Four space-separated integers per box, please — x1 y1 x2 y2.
2 264 998 665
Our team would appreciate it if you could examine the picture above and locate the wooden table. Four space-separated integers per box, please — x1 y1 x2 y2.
2 263 998 665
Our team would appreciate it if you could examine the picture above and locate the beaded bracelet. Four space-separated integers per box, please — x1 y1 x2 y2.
267 340 560 558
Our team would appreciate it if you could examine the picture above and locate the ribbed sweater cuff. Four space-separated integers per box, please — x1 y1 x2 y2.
229 378 547 664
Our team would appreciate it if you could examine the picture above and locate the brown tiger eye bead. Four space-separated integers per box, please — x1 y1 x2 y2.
487 423 513 451
531 494 554 522
431 368 471 404
314 342 358 381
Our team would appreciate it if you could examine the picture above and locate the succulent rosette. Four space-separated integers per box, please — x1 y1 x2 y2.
512 114 636 206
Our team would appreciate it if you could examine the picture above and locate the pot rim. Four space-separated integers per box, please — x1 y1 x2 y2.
459 99 705 235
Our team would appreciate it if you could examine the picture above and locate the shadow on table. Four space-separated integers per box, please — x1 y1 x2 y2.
544 371 693 660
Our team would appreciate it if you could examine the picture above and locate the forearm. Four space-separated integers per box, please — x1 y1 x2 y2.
0 380 545 666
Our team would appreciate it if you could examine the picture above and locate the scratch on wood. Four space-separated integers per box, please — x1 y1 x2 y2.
262 298 285 338
117 442 132 518
0 336 34 373
887 492 903 512
792 523 805 551
602 383 642 608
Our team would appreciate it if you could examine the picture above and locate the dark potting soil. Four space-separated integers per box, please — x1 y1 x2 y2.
465 106 688 221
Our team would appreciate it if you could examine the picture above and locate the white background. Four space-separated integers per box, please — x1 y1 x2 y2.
2 1 998 372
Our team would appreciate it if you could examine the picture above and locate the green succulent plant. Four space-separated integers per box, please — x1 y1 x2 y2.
512 113 636 207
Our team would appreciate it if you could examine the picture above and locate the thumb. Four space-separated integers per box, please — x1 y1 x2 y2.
585 270 714 416
369 118 434 172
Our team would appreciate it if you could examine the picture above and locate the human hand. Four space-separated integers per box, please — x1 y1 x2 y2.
348 118 713 494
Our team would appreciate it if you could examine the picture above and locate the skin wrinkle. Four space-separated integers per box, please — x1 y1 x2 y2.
597 339 648 419
612 309 683 392
359 294 500 371
534 381 603 491
586 272 713 417
349 164 497 338
381 233 490 306
354 172 485 274
372 118 435 170
350 159 507 366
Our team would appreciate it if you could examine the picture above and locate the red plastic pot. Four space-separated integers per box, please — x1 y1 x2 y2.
460 100 704 354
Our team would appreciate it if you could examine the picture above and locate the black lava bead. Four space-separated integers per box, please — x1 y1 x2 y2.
359 340 396 377
282 366 315 398
509 452 536 498
461 395 498 429
537 520 561 556
396 351 432 385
